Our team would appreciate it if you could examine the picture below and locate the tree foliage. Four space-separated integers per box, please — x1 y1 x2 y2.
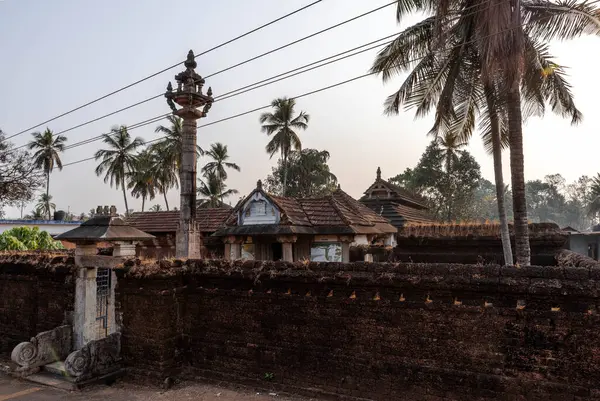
265 148 338 198
0 227 64 251
0 131 43 213
390 139 482 221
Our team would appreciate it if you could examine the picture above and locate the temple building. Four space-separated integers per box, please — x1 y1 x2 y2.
359 167 434 229
212 180 397 263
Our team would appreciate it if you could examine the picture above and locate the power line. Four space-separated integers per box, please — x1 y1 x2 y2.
13 0 501 150
8 1 399 147
3 0 324 142
34 0 600 164
17 33 400 154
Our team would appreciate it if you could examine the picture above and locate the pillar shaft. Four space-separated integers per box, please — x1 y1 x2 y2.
176 118 200 259
73 267 98 350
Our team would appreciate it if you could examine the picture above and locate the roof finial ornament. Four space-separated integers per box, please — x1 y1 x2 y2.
377 166 382 180
184 49 197 69
337 184 341 190
257 180 263 190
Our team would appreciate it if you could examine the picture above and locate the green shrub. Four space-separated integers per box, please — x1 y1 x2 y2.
0 226 64 251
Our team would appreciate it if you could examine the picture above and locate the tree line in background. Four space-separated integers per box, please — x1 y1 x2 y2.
392 137 600 231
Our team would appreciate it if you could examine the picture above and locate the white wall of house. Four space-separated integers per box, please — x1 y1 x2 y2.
0 220 81 236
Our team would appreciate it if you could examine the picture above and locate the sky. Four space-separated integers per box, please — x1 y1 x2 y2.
0 0 599 218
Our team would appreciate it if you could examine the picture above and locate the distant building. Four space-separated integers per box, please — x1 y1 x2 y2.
359 167 434 229
562 226 600 261
0 219 81 236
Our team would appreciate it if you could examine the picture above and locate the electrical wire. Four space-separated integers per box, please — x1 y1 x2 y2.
2 0 325 141
32 0 600 165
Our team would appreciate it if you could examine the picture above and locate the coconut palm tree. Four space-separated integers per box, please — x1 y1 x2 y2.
152 115 203 177
372 0 596 264
35 194 55 219
149 204 163 212
127 150 156 212
25 209 45 220
202 143 240 203
94 126 145 214
259 98 309 196
28 128 67 220
197 172 238 208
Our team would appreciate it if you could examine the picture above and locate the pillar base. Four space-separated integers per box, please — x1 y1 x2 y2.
175 221 201 259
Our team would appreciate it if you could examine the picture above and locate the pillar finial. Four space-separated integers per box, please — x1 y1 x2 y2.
376 167 381 180
185 50 197 69
257 180 263 191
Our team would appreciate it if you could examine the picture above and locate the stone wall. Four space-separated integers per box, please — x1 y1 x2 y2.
0 254 75 355
115 259 600 400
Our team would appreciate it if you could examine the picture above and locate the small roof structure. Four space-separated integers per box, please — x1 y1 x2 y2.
127 207 233 234
56 206 154 242
359 167 434 228
213 181 397 237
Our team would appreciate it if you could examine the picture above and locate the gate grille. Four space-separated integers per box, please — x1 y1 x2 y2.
96 268 111 339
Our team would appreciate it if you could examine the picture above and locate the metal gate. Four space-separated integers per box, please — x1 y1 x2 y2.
96 268 111 339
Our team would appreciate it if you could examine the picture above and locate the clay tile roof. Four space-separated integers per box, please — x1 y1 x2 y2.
390 203 435 224
298 198 345 226
270 195 312 226
196 208 234 231
127 208 232 234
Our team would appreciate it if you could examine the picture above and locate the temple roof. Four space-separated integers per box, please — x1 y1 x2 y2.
359 167 434 227
56 213 154 242
215 181 397 236
127 207 233 234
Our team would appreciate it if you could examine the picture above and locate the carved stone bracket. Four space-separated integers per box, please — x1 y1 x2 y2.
65 333 121 382
11 325 72 372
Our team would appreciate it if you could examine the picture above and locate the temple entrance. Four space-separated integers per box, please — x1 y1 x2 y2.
271 242 283 261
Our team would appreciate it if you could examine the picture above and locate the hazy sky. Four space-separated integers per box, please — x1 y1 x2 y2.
1 0 599 218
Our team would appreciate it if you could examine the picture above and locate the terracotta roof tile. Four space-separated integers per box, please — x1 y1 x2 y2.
127 208 231 233
270 195 312 226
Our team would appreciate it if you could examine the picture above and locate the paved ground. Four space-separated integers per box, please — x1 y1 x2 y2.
0 375 315 401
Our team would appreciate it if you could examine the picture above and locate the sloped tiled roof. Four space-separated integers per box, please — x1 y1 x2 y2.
127 208 232 234
270 195 312 226
216 184 397 236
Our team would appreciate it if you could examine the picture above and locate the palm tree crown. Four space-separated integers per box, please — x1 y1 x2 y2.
259 97 309 196
202 142 240 201
127 150 156 212
28 128 67 219
94 125 144 215
152 115 203 175
197 172 238 208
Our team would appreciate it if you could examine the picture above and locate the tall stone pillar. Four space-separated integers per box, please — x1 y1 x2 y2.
165 50 214 259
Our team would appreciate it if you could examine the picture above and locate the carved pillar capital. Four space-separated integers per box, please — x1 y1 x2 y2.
276 235 297 244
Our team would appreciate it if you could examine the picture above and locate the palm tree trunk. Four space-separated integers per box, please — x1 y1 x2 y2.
507 83 531 266
163 191 170 211
142 195 146 212
46 171 51 220
121 176 129 216
485 86 514 265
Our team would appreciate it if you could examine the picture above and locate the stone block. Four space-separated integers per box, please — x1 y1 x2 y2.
11 325 72 371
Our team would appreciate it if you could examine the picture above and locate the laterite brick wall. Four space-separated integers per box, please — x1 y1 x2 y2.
0 254 75 355
116 259 600 400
